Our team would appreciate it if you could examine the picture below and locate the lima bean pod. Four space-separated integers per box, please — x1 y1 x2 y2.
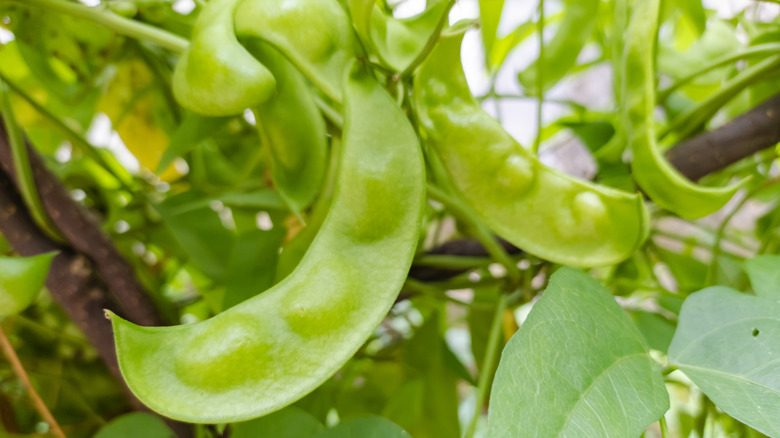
109 64 425 423
414 33 649 267
348 0 448 72
234 0 355 104
622 0 745 219
246 40 328 215
172 0 275 116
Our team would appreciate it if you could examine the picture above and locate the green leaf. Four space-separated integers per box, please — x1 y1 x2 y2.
669 287 780 437
231 406 323 438
479 0 505 68
313 416 410 438
488 268 669 437
382 312 461 438
631 310 676 353
157 112 230 174
222 227 286 309
518 0 599 94
93 413 175 438
0 252 55 318
744 255 780 300
672 0 706 35
155 191 235 281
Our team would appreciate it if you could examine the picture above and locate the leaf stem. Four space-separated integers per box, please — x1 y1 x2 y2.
400 0 458 78
658 42 780 102
660 55 780 141
427 184 522 284
0 80 65 242
413 254 493 269
464 293 508 438
15 0 188 53
0 325 67 438
659 415 670 438
532 0 545 154
0 73 136 192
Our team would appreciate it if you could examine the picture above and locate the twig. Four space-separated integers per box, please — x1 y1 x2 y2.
464 293 508 438
0 325 67 438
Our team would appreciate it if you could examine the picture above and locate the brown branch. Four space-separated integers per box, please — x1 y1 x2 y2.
0 131 192 437
666 92 780 181
0 123 164 327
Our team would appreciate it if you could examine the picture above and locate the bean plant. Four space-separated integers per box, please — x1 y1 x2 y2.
0 0 777 437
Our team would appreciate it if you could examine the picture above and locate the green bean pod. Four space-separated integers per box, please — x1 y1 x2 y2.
172 0 276 116
622 0 745 219
246 40 328 215
109 64 425 423
414 33 648 267
234 0 355 104
348 0 448 72
0 253 55 318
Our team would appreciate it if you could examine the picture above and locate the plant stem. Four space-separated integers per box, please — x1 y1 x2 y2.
660 55 780 141
464 293 508 438
532 0 545 154
659 415 670 438
427 184 522 284
313 95 344 129
0 80 65 243
0 73 136 192
17 0 188 53
0 325 67 438
400 0 458 78
403 278 471 306
413 254 493 269
658 42 780 102
706 175 780 285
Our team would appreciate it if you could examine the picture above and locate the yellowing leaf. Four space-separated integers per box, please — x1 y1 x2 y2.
99 57 181 181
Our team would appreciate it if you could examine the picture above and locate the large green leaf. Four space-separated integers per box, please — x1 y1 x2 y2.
744 255 780 301
313 416 410 438
231 406 323 438
488 268 669 437
93 413 175 438
0 252 55 318
669 287 780 436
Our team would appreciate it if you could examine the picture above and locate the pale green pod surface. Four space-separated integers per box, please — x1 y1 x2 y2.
414 33 648 267
622 0 745 219
349 0 448 72
172 0 276 116
246 40 328 215
0 252 55 318
109 64 425 423
234 0 355 104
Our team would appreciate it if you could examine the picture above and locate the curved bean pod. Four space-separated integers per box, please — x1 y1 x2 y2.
246 40 328 215
234 0 355 104
414 33 648 267
109 64 425 423
172 0 276 116
348 0 448 72
622 0 745 219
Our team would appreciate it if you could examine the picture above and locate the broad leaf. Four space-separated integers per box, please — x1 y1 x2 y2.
231 406 323 438
93 413 175 438
669 287 780 437
744 255 780 300
0 252 55 318
488 268 669 437
313 416 410 438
